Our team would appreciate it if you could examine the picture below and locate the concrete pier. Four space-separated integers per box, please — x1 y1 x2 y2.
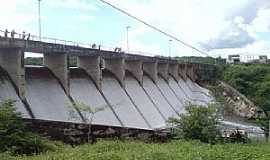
43 54 69 94
178 63 187 81
0 48 25 98
169 63 179 81
143 61 158 83
186 63 198 82
104 58 125 87
77 56 102 90
158 62 169 82
125 60 143 84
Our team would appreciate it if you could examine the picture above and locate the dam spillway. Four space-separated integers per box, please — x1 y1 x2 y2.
0 65 213 130
142 75 178 120
25 66 80 123
168 76 189 107
0 36 215 131
0 67 30 118
101 71 150 129
156 75 184 114
125 73 166 129
70 68 122 127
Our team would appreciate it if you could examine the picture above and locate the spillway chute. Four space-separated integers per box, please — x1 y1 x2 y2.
25 66 82 123
70 68 122 127
0 67 30 118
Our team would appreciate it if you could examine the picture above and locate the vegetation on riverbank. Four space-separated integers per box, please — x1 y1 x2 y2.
169 103 221 144
2 140 270 160
216 64 270 135
0 100 57 155
218 64 270 113
2 99 263 160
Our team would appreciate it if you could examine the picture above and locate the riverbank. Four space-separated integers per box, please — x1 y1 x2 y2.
2 140 270 160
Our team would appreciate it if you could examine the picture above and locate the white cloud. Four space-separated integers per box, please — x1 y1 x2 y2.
0 0 36 33
77 14 95 22
105 0 270 57
128 42 164 57
234 16 245 24
209 40 270 58
201 20 255 50
107 0 251 41
47 0 98 12
1 0 270 58
0 0 97 36
119 26 163 56
251 8 270 32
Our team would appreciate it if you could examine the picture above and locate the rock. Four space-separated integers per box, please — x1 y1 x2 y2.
218 81 265 119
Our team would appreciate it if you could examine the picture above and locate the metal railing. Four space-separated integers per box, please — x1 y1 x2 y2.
0 28 174 58
0 28 214 61
0 29 117 52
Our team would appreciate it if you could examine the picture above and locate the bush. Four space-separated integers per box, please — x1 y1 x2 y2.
168 104 221 143
0 100 56 155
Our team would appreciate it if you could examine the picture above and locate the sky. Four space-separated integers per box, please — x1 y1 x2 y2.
0 0 270 58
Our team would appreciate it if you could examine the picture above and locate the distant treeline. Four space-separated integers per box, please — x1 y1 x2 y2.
176 56 226 64
25 56 226 66
24 57 77 66
24 57 43 66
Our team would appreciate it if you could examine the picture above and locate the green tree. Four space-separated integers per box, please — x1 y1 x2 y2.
168 103 221 143
0 100 55 155
24 57 43 66
68 102 110 143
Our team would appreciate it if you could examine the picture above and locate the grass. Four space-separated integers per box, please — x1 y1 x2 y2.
2 140 270 160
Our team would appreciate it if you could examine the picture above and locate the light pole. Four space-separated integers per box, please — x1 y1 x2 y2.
126 26 131 52
169 39 172 58
38 0 42 41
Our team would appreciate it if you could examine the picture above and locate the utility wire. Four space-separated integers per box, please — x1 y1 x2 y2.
97 0 211 57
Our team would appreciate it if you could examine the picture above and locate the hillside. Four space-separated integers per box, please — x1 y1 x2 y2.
218 64 270 114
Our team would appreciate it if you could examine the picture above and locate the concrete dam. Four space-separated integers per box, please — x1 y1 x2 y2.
0 37 214 131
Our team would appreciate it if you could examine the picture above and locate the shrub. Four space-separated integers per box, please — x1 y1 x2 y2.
0 100 56 155
168 104 221 143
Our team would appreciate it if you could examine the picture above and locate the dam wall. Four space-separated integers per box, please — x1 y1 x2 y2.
0 37 215 131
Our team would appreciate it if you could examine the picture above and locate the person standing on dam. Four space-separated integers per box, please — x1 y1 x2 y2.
22 31 26 39
4 29 8 38
27 33 31 40
11 29 15 39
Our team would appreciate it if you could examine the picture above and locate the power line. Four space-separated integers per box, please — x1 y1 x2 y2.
97 0 211 57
